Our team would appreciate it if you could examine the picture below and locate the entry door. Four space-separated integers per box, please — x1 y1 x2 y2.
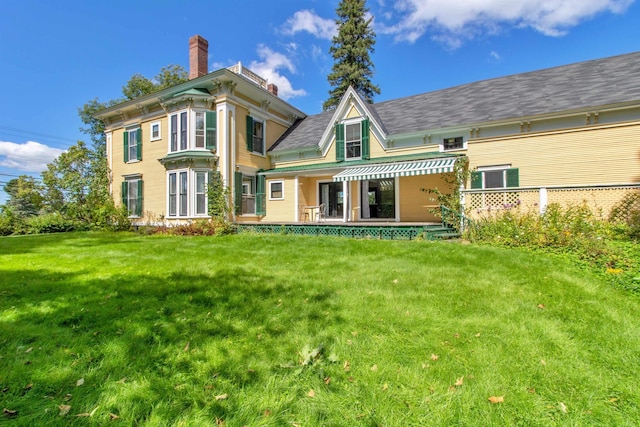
319 182 344 219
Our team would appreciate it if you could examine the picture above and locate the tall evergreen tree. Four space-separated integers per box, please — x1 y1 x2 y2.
323 0 380 111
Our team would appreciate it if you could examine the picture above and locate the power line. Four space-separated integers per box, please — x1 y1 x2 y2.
0 125 80 145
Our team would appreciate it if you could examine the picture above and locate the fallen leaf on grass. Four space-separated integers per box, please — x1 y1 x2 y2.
116 377 127 384
3 408 18 417
370 364 378 372
527 388 536 394
76 413 91 417
23 383 33 390
215 394 228 401
183 342 190 352
540 359 546 365
382 383 388 391
307 389 315 398
559 402 568 413
109 413 120 420
454 376 464 387
475 333 481 338
324 377 331 385
488 396 504 404
76 378 84 387
430 354 439 361
537 304 545 309
343 361 351 371
25 347 33 353
58 405 71 416
609 397 619 403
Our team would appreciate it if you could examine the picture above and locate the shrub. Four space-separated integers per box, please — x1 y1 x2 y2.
609 192 640 240
147 218 236 236
465 202 632 278
0 206 20 236
22 213 84 234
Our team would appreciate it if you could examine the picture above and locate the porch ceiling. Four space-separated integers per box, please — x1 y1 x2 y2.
333 157 456 182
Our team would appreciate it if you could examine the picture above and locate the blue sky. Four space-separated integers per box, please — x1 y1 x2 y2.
1 0 639 203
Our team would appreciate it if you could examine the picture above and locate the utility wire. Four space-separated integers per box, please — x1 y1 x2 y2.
0 125 80 145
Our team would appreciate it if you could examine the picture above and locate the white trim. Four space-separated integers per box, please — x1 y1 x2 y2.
477 164 511 171
150 120 162 141
319 87 387 157
394 176 400 222
106 132 113 196
269 180 285 200
294 175 299 222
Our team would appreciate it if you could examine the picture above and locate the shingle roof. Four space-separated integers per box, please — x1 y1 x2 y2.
270 51 640 152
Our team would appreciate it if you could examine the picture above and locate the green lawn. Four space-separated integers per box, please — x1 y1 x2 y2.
1 232 639 426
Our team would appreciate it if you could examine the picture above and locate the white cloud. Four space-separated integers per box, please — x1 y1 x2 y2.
249 45 308 100
490 50 501 61
282 10 337 40
380 0 634 45
0 140 64 172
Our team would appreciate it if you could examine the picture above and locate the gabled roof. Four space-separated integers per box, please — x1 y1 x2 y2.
270 51 640 152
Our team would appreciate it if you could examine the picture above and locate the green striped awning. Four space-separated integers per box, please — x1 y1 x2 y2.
333 157 456 182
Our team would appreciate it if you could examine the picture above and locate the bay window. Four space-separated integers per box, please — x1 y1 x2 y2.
167 169 211 218
169 110 217 153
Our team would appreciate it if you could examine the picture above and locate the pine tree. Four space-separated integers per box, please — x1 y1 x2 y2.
323 0 380 111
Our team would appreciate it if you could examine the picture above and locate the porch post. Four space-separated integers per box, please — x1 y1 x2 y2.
294 175 299 222
539 187 548 214
394 176 400 222
343 180 349 222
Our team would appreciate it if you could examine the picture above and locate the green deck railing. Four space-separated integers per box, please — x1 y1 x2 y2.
440 205 472 232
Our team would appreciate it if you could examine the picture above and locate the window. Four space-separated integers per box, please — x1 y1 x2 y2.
121 177 143 217
150 121 161 141
195 171 207 215
443 136 464 151
246 116 265 155
169 110 216 153
345 123 361 159
167 170 211 218
242 177 256 214
269 181 284 200
336 119 369 161
471 166 520 189
195 112 205 148
123 127 141 162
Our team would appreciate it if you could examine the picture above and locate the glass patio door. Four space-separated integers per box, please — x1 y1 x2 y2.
319 182 344 219
361 179 395 219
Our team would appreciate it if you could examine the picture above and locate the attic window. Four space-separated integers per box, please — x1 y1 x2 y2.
443 137 464 151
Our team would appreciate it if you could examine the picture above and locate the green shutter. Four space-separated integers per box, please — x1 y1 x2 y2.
361 119 370 160
470 171 482 189
123 131 129 163
335 123 345 162
121 181 128 208
136 128 142 161
136 179 143 217
506 168 519 188
206 111 217 150
234 171 243 215
256 175 266 216
246 115 254 152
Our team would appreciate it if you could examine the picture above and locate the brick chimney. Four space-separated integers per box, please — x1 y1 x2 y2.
189 35 208 79
268 83 278 97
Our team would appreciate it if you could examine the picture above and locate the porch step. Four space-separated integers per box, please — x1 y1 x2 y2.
423 226 460 240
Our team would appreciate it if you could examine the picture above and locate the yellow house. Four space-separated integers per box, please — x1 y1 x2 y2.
96 36 640 226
